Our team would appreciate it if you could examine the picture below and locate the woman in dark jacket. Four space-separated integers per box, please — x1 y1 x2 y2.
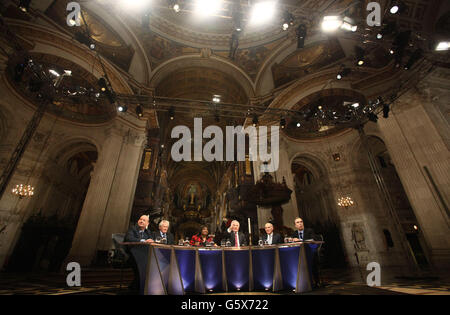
190 226 215 247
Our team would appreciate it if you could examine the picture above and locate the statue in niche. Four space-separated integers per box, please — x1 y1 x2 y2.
351 223 367 251
188 184 197 205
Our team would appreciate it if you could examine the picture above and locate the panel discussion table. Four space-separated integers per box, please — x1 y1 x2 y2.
123 241 323 295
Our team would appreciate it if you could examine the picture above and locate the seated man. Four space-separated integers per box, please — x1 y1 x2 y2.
261 222 283 245
291 217 320 287
124 215 154 291
292 217 316 241
152 220 174 245
125 215 154 243
228 220 247 247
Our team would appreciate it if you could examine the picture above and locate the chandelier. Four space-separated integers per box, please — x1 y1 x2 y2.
337 195 354 208
12 184 34 198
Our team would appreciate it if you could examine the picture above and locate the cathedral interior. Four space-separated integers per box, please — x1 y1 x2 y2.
0 0 449 295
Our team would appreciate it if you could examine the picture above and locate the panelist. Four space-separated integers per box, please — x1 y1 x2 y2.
291 217 320 288
190 225 215 247
262 222 283 245
228 220 247 247
124 215 154 291
292 217 316 241
152 220 174 245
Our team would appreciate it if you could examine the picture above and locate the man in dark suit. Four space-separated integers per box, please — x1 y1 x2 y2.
228 220 247 247
152 219 174 245
262 222 283 244
125 215 154 243
292 217 316 241
291 217 320 288
124 215 154 292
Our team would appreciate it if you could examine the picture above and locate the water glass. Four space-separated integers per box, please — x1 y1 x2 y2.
264 240 269 246
161 237 167 244
178 239 184 246
155 236 161 243
225 240 231 247
220 240 226 247
258 239 263 246
284 237 288 243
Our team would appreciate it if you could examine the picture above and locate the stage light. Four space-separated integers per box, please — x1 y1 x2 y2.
341 17 357 32
98 77 108 92
118 105 128 113
136 105 143 117
49 69 60 77
355 46 365 66
252 115 258 127
321 16 342 32
169 1 181 13
377 21 396 40
64 70 72 76
250 1 276 26
377 33 383 39
282 11 294 31
389 49 395 54
351 103 360 108
390 5 399 14
280 117 286 129
435 41 449 51
296 24 307 49
212 95 221 103
194 0 222 17
296 122 301 127
390 1 405 14
18 0 31 12
169 107 175 120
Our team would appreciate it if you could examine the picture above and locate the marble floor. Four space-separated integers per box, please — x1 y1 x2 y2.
0 268 448 295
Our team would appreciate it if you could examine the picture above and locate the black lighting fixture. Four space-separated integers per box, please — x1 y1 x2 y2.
368 112 378 122
337 67 351 80
169 107 175 120
355 46 365 66
404 48 423 70
229 30 239 60
383 103 390 118
252 115 258 127
296 24 307 49
214 112 220 123
136 104 143 117
14 61 27 82
98 77 107 92
28 76 43 93
282 11 294 31
18 0 31 12
118 104 128 113
280 117 286 129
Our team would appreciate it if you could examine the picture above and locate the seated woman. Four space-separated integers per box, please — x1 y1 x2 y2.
190 226 215 247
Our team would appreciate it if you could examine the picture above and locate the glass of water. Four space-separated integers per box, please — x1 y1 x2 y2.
155 236 161 243
220 240 226 247
161 237 167 244
178 239 183 246
225 240 231 247
258 239 263 246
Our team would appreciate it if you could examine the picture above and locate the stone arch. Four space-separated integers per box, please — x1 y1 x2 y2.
149 55 256 99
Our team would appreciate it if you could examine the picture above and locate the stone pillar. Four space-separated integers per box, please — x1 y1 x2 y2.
377 92 450 269
67 121 146 266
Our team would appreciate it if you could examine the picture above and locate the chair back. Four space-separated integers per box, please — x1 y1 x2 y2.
111 233 129 264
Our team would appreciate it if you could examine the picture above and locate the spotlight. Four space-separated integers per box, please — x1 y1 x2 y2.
321 16 342 32
383 103 390 118
118 105 128 113
282 11 294 31
435 41 449 51
404 49 423 70
212 95 221 103
250 1 276 26
367 112 378 122
98 77 108 92
389 49 395 55
232 6 242 32
355 46 365 66
296 24 307 49
49 69 60 77
296 122 301 128
390 1 406 15
18 0 31 12
194 0 222 17
136 105 143 117
169 1 181 13
341 17 357 32
252 115 258 127
169 107 175 120
280 117 286 129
